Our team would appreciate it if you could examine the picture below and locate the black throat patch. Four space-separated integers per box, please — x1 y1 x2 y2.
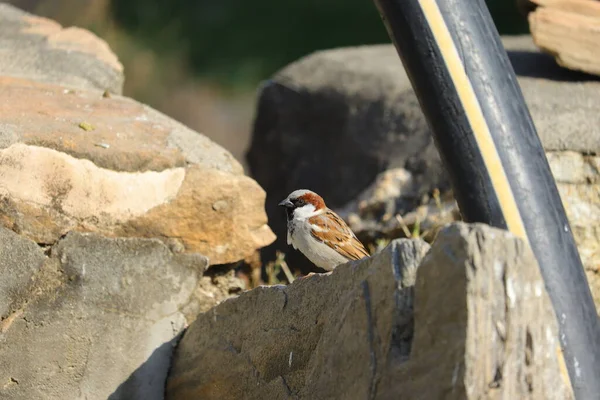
286 207 296 236
286 207 294 222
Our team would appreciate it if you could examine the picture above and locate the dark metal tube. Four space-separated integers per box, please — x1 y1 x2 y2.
372 0 600 398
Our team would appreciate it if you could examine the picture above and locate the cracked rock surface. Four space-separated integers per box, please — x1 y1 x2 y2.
167 223 571 400
0 228 209 399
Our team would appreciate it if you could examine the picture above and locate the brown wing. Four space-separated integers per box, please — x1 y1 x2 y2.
308 209 370 261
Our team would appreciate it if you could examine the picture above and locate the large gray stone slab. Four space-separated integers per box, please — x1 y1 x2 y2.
166 223 572 399
0 230 208 400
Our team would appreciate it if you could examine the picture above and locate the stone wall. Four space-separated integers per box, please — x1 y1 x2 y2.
0 5 274 399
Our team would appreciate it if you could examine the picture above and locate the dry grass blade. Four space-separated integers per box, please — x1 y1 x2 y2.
276 251 295 284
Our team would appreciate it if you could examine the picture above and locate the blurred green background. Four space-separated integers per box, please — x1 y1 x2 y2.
6 0 528 166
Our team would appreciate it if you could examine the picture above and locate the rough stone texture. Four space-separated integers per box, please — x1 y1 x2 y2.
0 77 275 265
0 228 211 400
183 269 246 317
547 151 600 309
166 223 572 400
0 227 46 320
378 224 573 399
337 167 460 244
491 35 600 154
166 236 429 399
248 35 600 306
0 3 124 94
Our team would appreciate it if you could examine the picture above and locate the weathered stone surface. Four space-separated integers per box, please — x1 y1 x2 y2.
0 76 240 173
166 236 429 399
0 229 210 400
548 151 600 309
337 167 459 243
0 77 275 265
166 223 571 399
0 228 46 322
500 35 600 154
0 3 124 94
379 224 573 399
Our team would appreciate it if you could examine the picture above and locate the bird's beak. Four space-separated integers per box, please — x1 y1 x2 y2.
278 199 293 208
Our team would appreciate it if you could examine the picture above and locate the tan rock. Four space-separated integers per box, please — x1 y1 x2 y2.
527 0 600 76
548 151 600 310
119 166 276 264
0 3 124 93
0 77 240 173
0 77 275 265
23 21 122 73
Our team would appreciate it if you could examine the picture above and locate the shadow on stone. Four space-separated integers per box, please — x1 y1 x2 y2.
507 50 600 82
109 333 183 400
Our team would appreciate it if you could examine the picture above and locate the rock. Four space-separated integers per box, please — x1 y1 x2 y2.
0 229 210 400
336 168 460 244
166 223 571 399
343 152 600 313
0 7 272 399
184 268 246 317
0 3 124 94
247 35 600 308
547 151 600 309
379 223 573 399
0 77 275 265
166 235 429 399
0 228 46 321
526 0 600 77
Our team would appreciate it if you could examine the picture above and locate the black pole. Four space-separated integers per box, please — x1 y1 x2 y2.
372 0 600 398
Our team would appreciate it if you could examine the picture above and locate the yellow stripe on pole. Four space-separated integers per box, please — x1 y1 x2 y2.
418 0 528 242
417 0 574 391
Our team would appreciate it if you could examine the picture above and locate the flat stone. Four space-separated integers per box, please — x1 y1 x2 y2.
526 0 600 77
0 228 46 319
0 3 123 94
0 231 209 400
0 77 274 264
0 77 241 174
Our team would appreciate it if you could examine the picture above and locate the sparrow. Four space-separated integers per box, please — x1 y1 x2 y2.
278 189 370 271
